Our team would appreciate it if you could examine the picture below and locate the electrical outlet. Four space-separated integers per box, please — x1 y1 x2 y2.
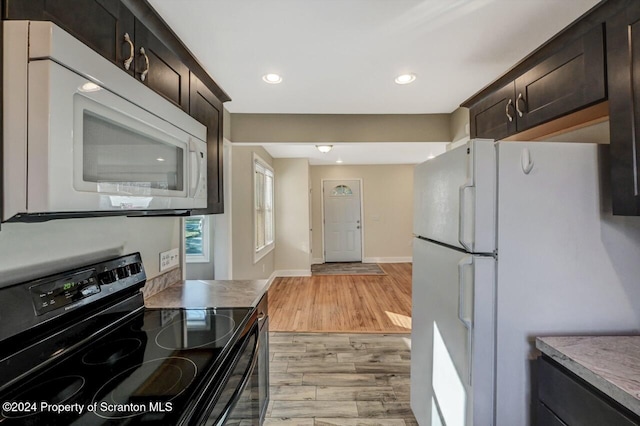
160 248 180 272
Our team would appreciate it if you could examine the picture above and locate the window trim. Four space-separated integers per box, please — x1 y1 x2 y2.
253 153 275 264
185 215 210 263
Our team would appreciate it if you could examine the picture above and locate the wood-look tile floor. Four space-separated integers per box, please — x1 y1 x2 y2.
265 332 417 426
268 263 412 333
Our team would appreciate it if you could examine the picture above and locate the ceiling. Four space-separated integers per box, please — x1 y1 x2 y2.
149 0 600 165
150 0 600 115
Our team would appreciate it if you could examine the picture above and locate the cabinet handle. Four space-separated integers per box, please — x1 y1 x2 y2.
139 47 150 82
516 92 525 117
123 33 134 70
505 99 513 122
258 312 266 321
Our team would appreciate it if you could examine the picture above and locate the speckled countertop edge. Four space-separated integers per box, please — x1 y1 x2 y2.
536 336 640 417
144 278 271 309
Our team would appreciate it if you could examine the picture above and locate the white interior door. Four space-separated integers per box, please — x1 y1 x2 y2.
323 180 362 262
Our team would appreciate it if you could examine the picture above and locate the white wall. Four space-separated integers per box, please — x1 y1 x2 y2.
0 216 181 288
310 164 414 263
231 145 275 279
274 158 311 275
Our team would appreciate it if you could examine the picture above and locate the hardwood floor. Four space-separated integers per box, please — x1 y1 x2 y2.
265 332 417 425
268 263 412 333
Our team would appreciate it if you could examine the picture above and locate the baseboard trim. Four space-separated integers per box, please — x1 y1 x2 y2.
265 270 278 291
275 269 312 277
311 257 324 265
363 257 412 263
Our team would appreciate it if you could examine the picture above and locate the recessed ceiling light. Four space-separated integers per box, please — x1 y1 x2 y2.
316 145 333 153
157 157 165 162
336 159 343 164
395 73 416 85
262 73 282 84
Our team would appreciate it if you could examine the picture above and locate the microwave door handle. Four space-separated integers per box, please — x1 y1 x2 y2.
189 140 203 196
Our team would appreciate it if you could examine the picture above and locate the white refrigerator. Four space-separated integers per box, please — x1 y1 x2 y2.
411 139 640 426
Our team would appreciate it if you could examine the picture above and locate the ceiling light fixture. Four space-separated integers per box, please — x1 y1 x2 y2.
316 145 333 153
262 73 283 84
336 159 343 164
395 73 416 85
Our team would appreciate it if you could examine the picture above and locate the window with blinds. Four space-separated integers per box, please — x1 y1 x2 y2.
254 155 275 260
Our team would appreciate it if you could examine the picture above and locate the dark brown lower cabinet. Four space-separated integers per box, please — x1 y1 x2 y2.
190 73 224 214
607 1 640 215
537 402 567 426
537 356 640 426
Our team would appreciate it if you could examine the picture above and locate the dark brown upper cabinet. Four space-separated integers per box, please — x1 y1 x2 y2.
4 0 135 76
4 0 230 216
607 2 640 216
468 24 606 140
5 1 190 111
469 83 516 141
134 19 189 111
190 73 224 214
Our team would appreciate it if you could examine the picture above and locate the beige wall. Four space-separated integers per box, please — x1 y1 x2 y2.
0 216 181 288
231 145 275 279
274 158 311 273
231 113 451 143
310 165 414 262
450 107 470 143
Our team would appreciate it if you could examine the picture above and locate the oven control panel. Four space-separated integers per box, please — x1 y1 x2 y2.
29 269 100 315
28 257 145 316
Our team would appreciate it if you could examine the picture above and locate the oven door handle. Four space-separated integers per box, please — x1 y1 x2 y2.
214 324 260 426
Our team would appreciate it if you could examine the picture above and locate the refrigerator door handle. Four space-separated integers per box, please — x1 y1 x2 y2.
458 181 474 252
458 255 474 385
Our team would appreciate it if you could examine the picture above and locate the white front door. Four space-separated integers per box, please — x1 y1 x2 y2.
323 180 362 262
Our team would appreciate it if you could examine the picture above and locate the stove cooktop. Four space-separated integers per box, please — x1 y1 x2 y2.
0 307 252 425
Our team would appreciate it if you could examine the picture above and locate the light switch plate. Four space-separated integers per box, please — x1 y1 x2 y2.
160 248 180 272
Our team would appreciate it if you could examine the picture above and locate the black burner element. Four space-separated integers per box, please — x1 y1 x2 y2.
92 357 197 419
2 375 85 419
156 313 235 350
82 338 142 366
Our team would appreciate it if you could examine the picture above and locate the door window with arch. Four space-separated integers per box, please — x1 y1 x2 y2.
331 184 353 196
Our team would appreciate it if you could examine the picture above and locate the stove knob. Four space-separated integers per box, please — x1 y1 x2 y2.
116 266 130 279
97 270 116 285
129 263 142 275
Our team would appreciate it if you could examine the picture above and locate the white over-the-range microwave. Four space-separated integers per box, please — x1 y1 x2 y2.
3 21 208 222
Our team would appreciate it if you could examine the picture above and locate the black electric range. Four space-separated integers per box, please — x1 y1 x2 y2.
0 253 254 425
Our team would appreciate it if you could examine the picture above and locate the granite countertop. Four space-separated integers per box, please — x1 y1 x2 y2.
536 336 640 417
144 279 270 309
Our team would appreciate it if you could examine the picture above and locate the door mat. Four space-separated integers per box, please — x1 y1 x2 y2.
311 262 386 276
